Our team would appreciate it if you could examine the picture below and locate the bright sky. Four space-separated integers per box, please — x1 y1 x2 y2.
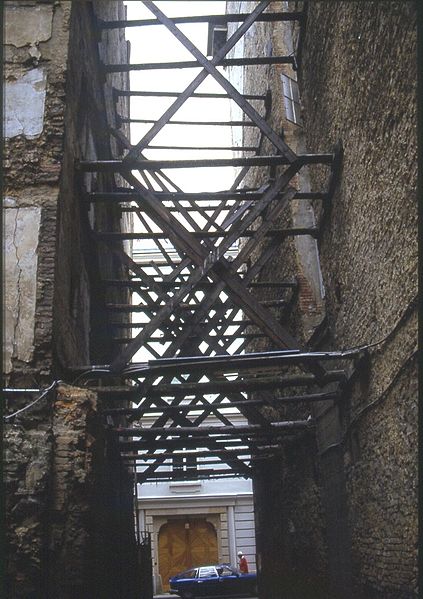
121 1 245 363
124 0 236 192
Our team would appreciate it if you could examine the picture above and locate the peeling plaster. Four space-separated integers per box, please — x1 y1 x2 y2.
5 68 47 139
4 207 41 373
5 4 53 48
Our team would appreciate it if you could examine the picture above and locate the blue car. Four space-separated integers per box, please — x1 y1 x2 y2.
169 564 257 598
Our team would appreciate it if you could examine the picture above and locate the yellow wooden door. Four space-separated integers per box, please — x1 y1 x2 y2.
158 519 218 591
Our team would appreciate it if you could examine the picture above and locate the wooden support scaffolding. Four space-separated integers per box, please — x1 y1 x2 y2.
75 1 345 481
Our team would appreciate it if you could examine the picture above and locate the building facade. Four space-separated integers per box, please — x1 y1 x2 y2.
138 475 256 592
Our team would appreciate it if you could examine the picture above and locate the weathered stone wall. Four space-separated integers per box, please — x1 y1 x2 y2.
4 0 71 383
53 0 131 371
4 0 131 380
5 383 139 599
299 3 418 598
228 2 417 598
4 3 137 597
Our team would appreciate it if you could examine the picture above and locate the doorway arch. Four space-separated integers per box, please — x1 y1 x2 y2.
158 518 218 591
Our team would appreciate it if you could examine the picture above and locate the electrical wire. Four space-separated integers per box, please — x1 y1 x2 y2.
3 380 61 421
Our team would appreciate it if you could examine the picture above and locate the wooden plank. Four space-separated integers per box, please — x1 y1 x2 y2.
99 12 303 29
102 390 342 413
114 89 267 100
96 227 319 240
87 191 328 203
105 56 295 72
81 154 333 171
115 419 312 437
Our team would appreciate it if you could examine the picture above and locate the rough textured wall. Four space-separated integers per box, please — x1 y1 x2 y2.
53 0 131 371
227 2 417 598
4 0 131 380
4 0 71 383
5 383 139 599
299 3 417 598
4 3 137 597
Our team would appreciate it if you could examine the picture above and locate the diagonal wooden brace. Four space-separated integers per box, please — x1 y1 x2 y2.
124 0 296 162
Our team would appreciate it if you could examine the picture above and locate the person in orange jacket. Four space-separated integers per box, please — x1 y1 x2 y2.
237 550 249 574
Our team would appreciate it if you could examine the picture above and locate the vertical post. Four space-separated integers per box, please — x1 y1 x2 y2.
134 471 141 545
228 505 237 567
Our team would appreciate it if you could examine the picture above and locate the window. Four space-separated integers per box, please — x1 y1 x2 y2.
173 450 197 473
207 23 228 57
198 566 218 579
219 566 235 577
281 74 302 125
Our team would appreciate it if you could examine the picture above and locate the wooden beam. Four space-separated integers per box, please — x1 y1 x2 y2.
105 56 295 72
114 89 267 100
125 1 297 161
96 227 319 240
99 12 304 29
79 155 332 171
86 190 328 203
109 169 302 370
114 419 313 437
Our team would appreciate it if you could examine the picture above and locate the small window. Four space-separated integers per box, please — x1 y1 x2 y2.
281 74 302 125
173 450 197 473
199 567 218 578
207 23 228 57
220 566 235 577
177 569 197 579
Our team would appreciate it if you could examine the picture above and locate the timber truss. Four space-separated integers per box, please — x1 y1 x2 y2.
78 1 351 483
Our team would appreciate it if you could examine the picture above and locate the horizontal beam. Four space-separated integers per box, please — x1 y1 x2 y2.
114 419 313 437
99 12 303 29
102 279 298 290
115 350 356 378
123 448 255 460
87 191 329 203
79 154 333 172
93 372 345 400
136 469 251 482
119 118 260 127
136 144 259 152
105 298 289 312
95 227 318 241
130 458 252 468
110 318 257 327
112 332 269 343
114 89 267 100
102 390 342 415
104 56 295 72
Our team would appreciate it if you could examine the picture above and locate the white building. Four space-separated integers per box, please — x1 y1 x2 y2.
136 413 256 593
